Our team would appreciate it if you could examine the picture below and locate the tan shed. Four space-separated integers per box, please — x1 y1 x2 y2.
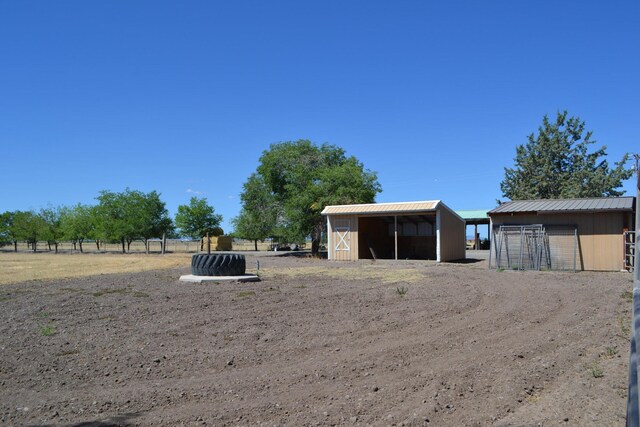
321 200 466 262
488 197 636 271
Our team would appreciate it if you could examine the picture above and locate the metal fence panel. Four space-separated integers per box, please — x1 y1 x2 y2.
491 224 578 271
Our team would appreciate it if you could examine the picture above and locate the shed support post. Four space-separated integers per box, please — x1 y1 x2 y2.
394 215 398 260
326 216 332 260
436 210 441 262
474 223 479 249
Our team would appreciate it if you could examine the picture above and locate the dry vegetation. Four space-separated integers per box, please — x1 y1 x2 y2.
0 252 192 285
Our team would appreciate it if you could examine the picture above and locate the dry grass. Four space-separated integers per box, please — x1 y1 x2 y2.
0 252 192 285
262 265 426 284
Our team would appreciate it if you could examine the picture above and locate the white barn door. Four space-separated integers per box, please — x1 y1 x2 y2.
334 219 351 260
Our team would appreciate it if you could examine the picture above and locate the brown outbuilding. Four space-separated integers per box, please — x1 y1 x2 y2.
488 196 636 271
321 200 466 262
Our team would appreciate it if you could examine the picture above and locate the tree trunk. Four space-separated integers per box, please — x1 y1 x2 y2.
145 238 149 254
13 240 17 252
72 241 77 251
54 242 58 253
127 239 132 252
254 239 258 251
311 223 323 256
121 238 126 254
33 238 37 253
47 241 52 251
79 239 84 253
161 233 166 255
311 238 320 255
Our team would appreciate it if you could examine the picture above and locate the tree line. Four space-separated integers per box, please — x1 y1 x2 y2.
0 139 382 257
1 116 633 256
0 191 223 253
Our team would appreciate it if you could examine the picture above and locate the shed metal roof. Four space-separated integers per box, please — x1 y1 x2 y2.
456 210 490 220
489 197 635 215
322 200 440 215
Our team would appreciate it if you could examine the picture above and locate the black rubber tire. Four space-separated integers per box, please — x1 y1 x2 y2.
191 254 246 276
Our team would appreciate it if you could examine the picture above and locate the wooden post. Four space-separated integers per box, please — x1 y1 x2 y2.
161 232 166 255
207 232 211 255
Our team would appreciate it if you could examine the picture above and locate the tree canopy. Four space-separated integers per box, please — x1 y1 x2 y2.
243 139 381 254
175 197 223 240
59 204 95 252
95 189 175 253
2 188 179 253
500 111 633 200
232 174 279 250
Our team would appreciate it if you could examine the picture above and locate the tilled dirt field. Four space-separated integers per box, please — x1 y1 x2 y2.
0 253 633 426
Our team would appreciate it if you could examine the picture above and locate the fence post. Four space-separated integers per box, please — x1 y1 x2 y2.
627 155 640 426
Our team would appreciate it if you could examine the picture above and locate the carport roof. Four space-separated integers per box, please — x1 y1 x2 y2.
322 200 440 215
489 196 635 214
456 210 489 220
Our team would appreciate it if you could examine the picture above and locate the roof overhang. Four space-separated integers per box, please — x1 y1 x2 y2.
322 200 440 216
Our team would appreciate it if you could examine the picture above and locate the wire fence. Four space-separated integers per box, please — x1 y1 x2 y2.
0 238 275 254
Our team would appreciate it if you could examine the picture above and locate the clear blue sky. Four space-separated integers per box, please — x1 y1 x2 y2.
1 1 638 234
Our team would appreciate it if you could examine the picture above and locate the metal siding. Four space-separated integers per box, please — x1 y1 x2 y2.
438 206 466 262
490 211 626 271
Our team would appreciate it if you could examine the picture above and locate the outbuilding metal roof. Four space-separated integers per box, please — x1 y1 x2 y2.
322 200 440 215
456 210 490 220
489 197 635 214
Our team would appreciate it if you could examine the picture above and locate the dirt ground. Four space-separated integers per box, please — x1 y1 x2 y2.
0 252 634 426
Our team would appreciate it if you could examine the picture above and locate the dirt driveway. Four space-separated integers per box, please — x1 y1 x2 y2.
0 252 633 426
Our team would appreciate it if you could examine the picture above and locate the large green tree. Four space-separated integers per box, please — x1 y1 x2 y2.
232 174 280 250
501 111 633 200
175 197 223 249
250 140 381 254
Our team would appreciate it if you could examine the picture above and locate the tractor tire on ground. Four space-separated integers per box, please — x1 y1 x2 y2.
191 254 246 276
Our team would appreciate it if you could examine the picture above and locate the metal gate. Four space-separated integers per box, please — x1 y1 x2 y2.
626 231 636 272
491 224 578 271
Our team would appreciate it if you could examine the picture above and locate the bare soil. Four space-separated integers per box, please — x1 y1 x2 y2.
0 252 633 426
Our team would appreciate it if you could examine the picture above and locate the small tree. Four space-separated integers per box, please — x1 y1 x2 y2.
175 197 223 250
11 211 46 252
501 111 633 200
95 190 130 253
134 190 174 252
232 174 279 251
60 204 95 252
39 206 65 253
0 211 16 250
